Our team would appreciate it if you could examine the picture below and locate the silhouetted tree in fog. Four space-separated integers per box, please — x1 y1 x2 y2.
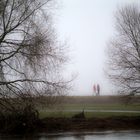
107 5 140 96
0 0 68 114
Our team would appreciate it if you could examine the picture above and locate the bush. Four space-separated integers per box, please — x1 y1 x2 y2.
0 105 40 134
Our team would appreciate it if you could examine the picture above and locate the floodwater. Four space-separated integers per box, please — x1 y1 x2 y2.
0 131 140 140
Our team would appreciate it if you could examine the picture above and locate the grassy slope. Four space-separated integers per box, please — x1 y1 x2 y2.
39 96 140 119
39 110 140 119
59 103 140 110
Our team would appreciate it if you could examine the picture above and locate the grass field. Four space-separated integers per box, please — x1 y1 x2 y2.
39 110 140 119
39 96 140 119
58 103 140 111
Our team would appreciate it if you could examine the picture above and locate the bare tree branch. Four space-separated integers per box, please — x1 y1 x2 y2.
107 5 140 96
0 0 69 113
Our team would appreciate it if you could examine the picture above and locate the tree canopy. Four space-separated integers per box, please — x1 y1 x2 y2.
107 5 140 95
0 0 68 112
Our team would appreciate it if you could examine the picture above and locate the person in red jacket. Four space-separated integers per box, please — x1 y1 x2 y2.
93 84 96 95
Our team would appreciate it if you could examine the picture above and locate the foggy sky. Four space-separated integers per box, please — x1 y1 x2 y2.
55 0 140 95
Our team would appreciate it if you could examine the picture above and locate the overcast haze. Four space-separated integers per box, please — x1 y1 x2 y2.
55 0 140 95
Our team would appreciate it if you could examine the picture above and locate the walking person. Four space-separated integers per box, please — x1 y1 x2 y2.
97 84 100 96
93 84 96 96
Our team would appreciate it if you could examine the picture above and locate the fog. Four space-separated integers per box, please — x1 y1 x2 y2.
55 0 140 95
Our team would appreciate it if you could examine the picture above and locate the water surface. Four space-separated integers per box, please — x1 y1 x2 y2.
0 130 140 140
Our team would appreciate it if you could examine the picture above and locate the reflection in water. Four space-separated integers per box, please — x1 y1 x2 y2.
38 131 140 140
74 135 85 140
0 131 140 140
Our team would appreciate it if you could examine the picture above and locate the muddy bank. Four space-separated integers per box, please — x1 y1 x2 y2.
40 116 140 133
0 116 140 134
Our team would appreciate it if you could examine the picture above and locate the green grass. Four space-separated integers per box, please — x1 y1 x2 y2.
39 110 140 119
39 110 76 119
38 96 140 119
40 103 140 118
39 103 140 119
84 112 140 118
42 103 140 111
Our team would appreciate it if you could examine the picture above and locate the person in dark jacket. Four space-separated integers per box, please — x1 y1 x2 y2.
97 84 100 96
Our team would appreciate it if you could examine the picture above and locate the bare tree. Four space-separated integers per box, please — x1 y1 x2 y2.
0 0 68 113
107 5 140 96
